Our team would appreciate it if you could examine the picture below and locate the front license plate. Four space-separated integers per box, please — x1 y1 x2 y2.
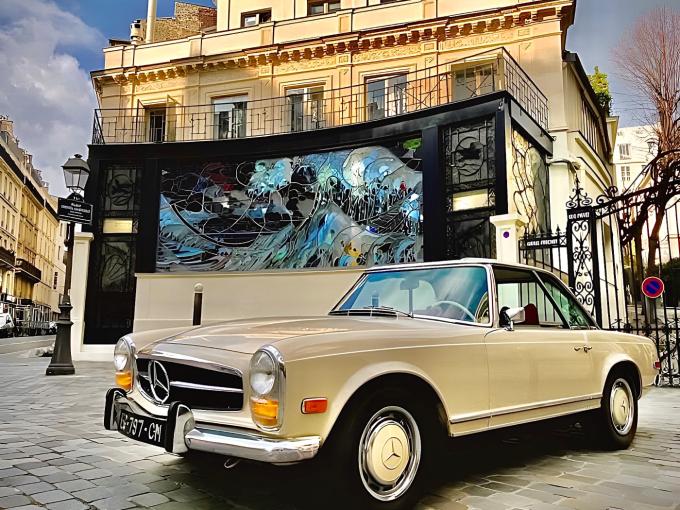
117 408 165 448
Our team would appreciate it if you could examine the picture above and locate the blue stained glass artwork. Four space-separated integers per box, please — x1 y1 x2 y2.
157 138 423 272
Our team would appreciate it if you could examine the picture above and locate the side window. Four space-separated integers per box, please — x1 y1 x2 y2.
539 275 593 329
494 268 565 328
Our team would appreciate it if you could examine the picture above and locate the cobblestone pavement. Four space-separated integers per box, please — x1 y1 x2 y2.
1 351 679 510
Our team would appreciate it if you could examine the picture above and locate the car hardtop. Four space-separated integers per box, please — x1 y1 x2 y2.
363 258 557 278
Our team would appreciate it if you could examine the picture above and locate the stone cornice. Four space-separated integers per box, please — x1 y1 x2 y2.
92 0 573 89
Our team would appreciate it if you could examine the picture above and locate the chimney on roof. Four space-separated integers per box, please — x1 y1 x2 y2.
146 0 157 43
130 19 143 45
0 116 13 137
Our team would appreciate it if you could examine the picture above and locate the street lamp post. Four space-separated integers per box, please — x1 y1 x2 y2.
46 155 90 376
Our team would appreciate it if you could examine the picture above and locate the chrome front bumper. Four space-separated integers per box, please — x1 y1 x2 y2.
104 389 320 464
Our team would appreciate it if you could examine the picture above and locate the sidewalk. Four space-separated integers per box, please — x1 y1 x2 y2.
0 352 679 510
0 335 54 355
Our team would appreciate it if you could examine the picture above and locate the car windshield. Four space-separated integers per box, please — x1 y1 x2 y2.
333 266 490 324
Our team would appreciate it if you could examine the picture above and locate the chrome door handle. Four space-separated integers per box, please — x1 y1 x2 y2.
574 346 582 351
583 346 593 353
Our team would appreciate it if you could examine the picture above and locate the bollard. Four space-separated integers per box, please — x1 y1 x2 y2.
193 283 204 326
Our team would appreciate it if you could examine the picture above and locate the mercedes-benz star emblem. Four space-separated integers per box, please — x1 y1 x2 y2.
381 438 403 470
148 360 170 404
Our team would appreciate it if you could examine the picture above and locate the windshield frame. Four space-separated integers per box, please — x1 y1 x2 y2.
330 263 495 328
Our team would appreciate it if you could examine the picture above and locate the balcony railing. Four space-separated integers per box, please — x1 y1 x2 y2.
92 48 548 145
0 246 15 269
16 258 41 283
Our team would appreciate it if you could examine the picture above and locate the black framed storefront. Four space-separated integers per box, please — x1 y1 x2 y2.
84 92 552 344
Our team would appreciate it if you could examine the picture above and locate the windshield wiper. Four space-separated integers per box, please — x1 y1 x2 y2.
329 306 413 318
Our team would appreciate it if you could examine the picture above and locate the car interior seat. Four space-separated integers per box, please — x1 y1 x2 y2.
523 303 540 326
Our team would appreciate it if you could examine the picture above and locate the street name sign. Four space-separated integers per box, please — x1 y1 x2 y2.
520 235 567 250
641 277 664 300
58 198 93 225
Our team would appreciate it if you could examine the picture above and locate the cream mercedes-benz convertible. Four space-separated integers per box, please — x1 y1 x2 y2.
105 260 658 508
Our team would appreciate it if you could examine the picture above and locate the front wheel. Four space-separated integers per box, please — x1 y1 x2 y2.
320 389 444 509
593 373 638 450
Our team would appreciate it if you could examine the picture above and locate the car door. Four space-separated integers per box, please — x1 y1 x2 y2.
485 267 596 428
538 272 602 397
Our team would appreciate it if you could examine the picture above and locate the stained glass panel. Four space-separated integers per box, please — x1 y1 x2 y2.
157 138 424 272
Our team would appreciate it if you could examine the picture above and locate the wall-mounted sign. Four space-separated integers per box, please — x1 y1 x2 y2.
520 234 567 250
58 198 93 225
567 209 592 221
642 277 665 299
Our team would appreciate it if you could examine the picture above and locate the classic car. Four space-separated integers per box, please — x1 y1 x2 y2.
104 260 659 508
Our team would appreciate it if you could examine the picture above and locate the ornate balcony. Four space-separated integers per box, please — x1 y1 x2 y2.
0 246 15 270
92 48 548 145
16 258 41 283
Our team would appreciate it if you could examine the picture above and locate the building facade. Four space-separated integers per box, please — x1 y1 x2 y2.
0 116 66 327
83 0 617 344
612 125 657 191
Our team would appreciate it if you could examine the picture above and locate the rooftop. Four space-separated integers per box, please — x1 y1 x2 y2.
0 116 47 189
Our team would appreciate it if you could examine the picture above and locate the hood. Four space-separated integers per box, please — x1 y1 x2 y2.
148 315 430 355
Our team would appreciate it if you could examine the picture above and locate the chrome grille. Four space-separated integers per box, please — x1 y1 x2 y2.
136 358 243 411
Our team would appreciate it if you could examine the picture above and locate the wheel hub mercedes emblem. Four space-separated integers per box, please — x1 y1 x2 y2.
148 360 170 404
381 437 404 470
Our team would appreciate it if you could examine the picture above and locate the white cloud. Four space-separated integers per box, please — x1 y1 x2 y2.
0 0 105 196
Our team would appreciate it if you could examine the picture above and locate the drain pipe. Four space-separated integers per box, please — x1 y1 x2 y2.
146 0 157 44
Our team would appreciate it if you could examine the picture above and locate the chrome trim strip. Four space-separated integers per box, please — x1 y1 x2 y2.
169 381 243 394
449 411 492 425
137 351 243 378
449 393 602 424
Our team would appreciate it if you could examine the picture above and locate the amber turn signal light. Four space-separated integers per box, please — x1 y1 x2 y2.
251 397 280 427
302 398 328 414
115 371 133 391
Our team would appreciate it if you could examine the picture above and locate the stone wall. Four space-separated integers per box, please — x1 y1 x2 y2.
143 2 217 43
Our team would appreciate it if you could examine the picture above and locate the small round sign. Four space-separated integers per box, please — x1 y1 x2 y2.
642 277 665 299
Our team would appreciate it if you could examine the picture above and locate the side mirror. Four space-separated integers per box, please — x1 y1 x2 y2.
500 306 526 331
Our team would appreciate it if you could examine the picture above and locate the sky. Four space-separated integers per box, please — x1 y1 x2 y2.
0 0 676 195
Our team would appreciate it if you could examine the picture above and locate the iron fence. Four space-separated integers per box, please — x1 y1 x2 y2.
92 47 548 145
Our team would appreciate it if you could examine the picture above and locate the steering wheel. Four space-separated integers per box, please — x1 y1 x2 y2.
429 300 476 321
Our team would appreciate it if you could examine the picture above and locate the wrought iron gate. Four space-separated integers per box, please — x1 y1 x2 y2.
522 174 680 386
568 176 680 385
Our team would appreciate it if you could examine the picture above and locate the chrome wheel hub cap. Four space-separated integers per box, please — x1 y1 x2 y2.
610 378 634 435
367 422 410 484
358 406 421 502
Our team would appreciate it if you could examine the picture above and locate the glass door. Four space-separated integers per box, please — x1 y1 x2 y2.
213 95 248 139
286 86 324 132
366 74 407 121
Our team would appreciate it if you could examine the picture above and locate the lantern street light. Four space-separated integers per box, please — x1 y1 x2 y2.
46 154 91 376
62 154 90 193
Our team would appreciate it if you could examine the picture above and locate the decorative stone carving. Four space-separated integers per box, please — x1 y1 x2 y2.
274 56 337 75
441 30 515 50
135 78 184 92
352 44 421 63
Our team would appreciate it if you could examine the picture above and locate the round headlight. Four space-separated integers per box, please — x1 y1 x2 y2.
114 337 133 372
250 350 276 396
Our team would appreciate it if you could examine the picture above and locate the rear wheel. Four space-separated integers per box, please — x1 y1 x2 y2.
593 372 638 450
320 388 444 509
